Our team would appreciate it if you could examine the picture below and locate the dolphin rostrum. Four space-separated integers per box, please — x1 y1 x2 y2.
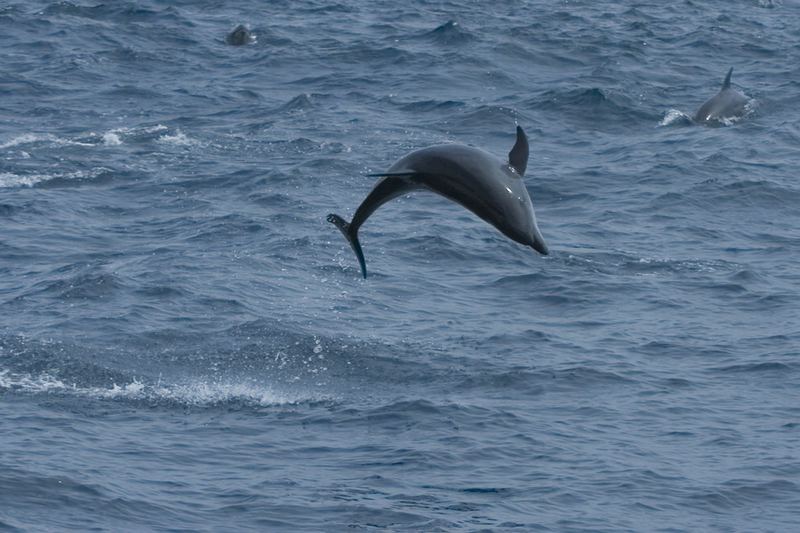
694 67 749 125
327 126 549 278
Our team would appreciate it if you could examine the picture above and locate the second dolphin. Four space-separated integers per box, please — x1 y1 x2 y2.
694 67 750 125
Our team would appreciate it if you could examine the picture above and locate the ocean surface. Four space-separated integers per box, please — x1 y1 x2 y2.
1 1 799 531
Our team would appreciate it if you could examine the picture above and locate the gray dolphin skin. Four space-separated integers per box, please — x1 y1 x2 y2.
226 24 252 46
327 126 549 278
694 67 749 124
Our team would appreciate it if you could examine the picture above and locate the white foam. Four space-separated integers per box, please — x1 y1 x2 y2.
102 132 122 146
0 172 47 188
0 133 43 149
0 369 71 393
0 133 52 150
659 109 692 127
0 133 95 150
157 130 197 146
0 125 174 151
0 167 110 188
106 124 168 136
140 124 168 134
145 380 298 406
0 369 312 406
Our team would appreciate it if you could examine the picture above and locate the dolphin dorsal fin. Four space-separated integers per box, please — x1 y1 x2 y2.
508 126 529 176
722 67 733 90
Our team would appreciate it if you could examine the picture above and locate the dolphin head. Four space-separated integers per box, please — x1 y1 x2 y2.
226 24 252 46
499 170 549 255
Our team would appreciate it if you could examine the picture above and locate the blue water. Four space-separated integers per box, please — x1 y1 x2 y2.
2 1 799 530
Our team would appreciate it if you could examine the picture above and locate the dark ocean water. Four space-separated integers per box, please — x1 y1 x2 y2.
1 0 799 530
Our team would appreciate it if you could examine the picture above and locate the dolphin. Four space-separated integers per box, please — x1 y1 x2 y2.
226 24 253 46
694 67 749 125
327 126 549 278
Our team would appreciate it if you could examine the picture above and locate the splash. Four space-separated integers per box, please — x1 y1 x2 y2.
102 132 123 145
0 369 321 407
659 109 693 127
157 130 197 146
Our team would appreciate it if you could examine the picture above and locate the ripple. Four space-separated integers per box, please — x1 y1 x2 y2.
712 362 793 373
527 87 657 127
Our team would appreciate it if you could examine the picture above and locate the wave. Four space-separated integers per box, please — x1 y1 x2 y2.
386 234 477 262
447 105 522 129
687 479 798 512
453 366 635 397
526 87 659 128
327 44 417 66
421 20 475 45
276 93 317 113
0 133 93 150
712 361 794 373
41 1 185 24
156 129 198 146
0 322 469 408
0 203 21 216
105 124 168 143
182 213 264 242
394 98 466 113
651 179 800 215
0 124 175 153
544 249 739 279
0 328 344 408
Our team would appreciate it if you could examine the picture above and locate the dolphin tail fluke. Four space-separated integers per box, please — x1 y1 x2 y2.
327 213 367 278
723 67 733 89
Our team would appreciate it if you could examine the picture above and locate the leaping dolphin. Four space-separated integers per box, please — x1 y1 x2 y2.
694 67 749 125
327 126 549 278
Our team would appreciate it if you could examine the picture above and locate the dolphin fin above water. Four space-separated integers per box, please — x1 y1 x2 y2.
722 67 733 90
327 127 548 279
508 126 529 176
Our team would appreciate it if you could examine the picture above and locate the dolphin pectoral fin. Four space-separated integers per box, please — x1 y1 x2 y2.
327 213 368 278
365 172 418 178
723 67 733 90
508 126 529 177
